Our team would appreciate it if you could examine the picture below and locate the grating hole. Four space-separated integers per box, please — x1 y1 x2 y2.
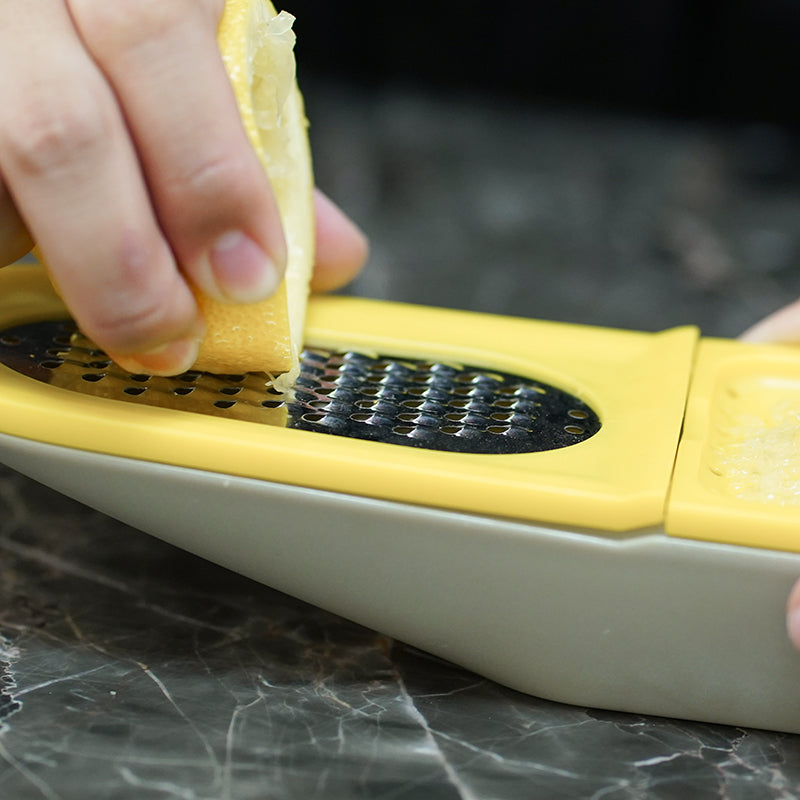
568 409 589 420
0 335 21 346
392 426 415 435
81 373 104 382
173 386 194 396
457 371 501 384
261 400 284 409
214 400 236 409
129 374 149 382
488 425 511 434
124 387 146 396
302 413 325 423
441 425 463 435
220 386 242 396
564 425 586 435
39 359 63 369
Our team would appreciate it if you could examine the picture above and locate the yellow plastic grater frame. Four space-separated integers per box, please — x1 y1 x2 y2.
0 264 694 532
1 262 800 734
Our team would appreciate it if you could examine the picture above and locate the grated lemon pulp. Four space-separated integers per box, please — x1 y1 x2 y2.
711 401 800 505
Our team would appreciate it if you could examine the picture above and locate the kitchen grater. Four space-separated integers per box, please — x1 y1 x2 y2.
1 262 800 733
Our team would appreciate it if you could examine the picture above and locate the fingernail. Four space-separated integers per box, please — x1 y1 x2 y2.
209 230 282 303
111 336 200 377
788 606 800 651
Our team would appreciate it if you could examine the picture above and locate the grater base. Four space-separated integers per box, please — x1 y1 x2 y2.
2 430 799 734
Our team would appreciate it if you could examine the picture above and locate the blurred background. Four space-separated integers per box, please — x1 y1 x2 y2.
296 0 800 124
287 0 800 337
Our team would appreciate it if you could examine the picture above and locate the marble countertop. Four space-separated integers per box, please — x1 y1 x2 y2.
3 81 800 798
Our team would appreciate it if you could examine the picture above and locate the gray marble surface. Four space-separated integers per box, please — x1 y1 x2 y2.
3 81 800 798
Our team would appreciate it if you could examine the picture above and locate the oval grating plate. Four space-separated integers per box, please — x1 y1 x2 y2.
0 320 600 455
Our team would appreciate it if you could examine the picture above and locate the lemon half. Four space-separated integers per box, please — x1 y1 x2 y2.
193 0 315 381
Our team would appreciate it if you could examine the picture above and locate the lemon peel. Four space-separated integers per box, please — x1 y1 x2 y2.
193 0 315 383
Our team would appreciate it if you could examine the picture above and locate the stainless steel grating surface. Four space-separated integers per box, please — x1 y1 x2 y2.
0 319 601 454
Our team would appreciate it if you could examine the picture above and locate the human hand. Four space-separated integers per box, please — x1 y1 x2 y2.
0 0 367 375
787 578 800 650
740 301 800 346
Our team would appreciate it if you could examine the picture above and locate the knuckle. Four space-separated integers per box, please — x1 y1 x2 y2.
78 239 194 352
91 301 168 350
3 96 111 177
88 290 188 353
69 0 191 54
162 150 262 218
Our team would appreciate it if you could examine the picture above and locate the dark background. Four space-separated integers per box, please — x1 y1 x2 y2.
282 1 800 339
293 0 800 124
